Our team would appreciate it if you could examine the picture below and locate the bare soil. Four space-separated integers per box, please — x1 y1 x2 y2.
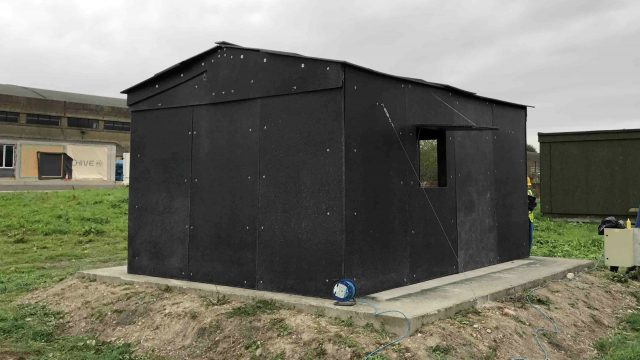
23 270 640 359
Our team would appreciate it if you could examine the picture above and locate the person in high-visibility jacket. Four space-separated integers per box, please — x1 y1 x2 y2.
527 176 536 251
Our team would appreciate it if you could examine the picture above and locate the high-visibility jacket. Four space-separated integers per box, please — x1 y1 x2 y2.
528 189 534 222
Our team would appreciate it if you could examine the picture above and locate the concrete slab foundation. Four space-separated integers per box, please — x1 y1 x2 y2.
78 256 592 335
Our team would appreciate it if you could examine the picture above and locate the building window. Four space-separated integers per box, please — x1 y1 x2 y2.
104 120 130 132
26 113 61 126
418 129 447 187
0 111 19 123
1 144 14 168
68 117 99 129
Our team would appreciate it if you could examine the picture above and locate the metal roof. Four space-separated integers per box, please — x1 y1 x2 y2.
539 128 640 136
0 84 127 108
539 128 640 143
122 41 530 108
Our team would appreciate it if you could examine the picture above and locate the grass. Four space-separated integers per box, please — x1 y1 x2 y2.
0 189 128 302
531 206 603 263
225 299 281 318
0 188 158 359
593 292 640 359
0 189 634 358
267 318 293 337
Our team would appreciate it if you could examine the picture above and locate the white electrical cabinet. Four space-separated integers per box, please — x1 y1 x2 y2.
604 228 640 268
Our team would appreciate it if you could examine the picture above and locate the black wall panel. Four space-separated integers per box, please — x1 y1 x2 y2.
344 68 459 295
125 50 529 297
188 100 260 287
128 108 192 279
493 105 529 261
454 131 498 271
130 47 343 111
256 89 344 296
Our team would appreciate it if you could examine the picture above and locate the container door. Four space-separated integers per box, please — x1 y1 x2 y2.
128 108 192 279
188 101 260 288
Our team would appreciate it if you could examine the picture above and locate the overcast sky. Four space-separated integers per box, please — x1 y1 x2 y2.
1 0 638 148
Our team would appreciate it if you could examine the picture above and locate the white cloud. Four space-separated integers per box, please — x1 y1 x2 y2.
0 0 638 141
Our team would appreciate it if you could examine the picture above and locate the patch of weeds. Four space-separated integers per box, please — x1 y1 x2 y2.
453 307 481 325
159 284 173 293
332 333 361 351
363 322 391 340
511 315 527 326
312 308 325 318
366 354 390 360
244 339 261 352
528 293 553 309
481 347 497 360
510 291 552 309
268 318 292 337
192 320 222 355
0 303 64 342
542 332 567 352
0 302 152 359
626 269 640 281
91 306 111 322
270 351 286 360
188 309 199 320
79 224 105 236
226 299 281 318
624 312 640 332
201 293 230 307
331 316 354 327
302 344 327 359
113 305 149 326
430 343 454 359
608 272 629 284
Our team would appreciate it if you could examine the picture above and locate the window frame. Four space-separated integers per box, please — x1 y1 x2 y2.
103 120 131 132
26 113 61 127
67 117 99 129
0 111 19 123
0 144 15 169
417 128 447 188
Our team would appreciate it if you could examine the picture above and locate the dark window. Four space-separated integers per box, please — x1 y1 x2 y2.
418 129 447 187
0 111 19 123
104 120 130 132
68 117 99 129
26 113 60 126
1 144 15 168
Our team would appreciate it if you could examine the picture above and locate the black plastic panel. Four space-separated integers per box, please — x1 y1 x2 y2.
188 101 260 287
129 47 343 111
493 105 529 261
454 131 498 271
256 89 344 297
128 107 192 279
344 68 459 295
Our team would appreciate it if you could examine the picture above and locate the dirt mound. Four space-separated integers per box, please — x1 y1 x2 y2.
24 271 640 359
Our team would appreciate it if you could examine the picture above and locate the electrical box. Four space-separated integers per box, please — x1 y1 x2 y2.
604 228 640 267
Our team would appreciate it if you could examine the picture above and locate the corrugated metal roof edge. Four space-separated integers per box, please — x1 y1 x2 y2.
122 41 532 109
538 128 640 137
0 84 127 108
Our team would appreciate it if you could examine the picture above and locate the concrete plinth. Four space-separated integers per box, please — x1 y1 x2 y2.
78 257 592 335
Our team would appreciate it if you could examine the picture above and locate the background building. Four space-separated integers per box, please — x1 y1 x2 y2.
539 129 640 217
0 84 130 181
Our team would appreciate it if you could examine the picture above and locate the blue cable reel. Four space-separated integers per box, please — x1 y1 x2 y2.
332 278 357 306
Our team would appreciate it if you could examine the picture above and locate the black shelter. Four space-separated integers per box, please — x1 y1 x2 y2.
122 42 530 297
